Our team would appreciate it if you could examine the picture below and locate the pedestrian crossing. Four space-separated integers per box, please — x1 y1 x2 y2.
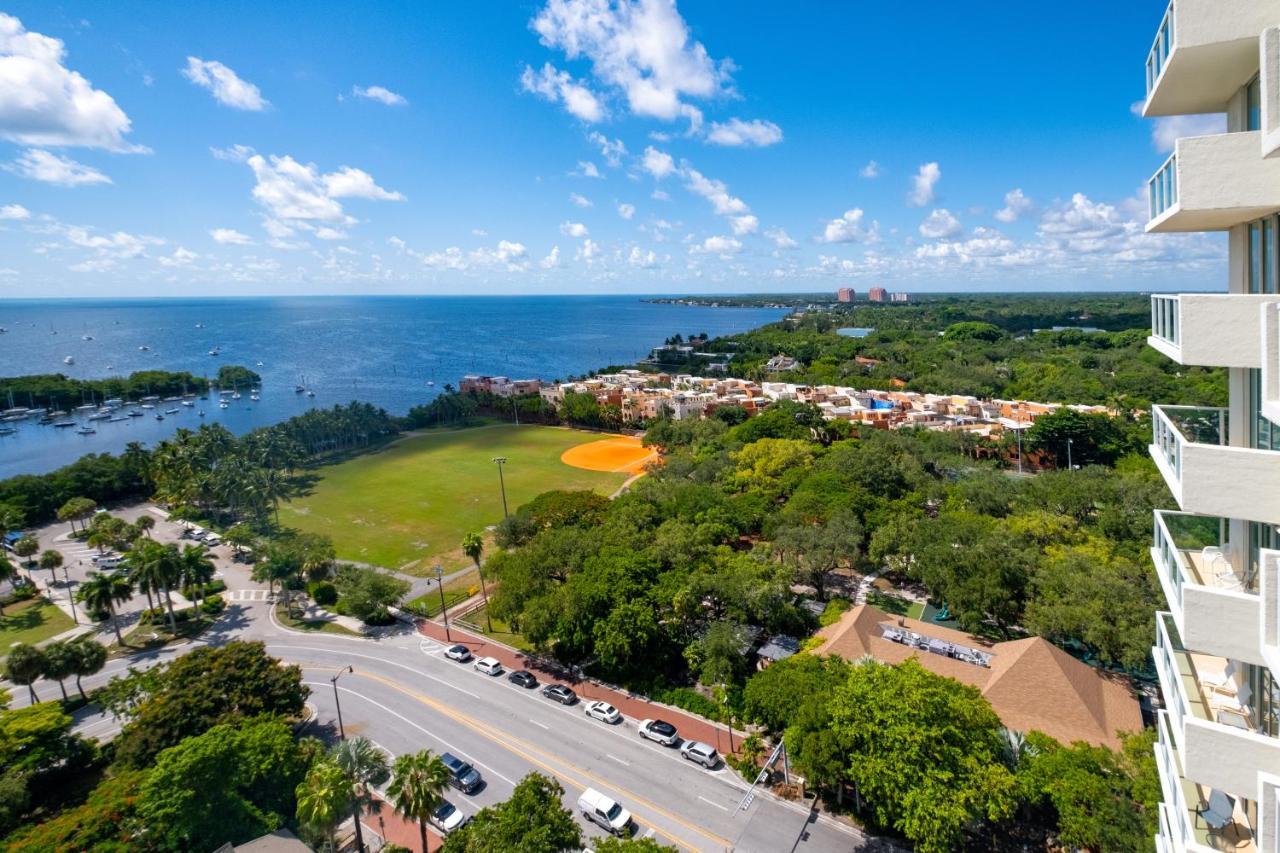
225 589 276 602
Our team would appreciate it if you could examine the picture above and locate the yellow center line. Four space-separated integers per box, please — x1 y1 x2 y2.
306 664 732 852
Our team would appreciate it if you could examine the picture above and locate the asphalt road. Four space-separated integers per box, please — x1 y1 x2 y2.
5 509 876 853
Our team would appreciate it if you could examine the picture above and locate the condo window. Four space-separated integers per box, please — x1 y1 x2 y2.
1251 663 1280 737
1248 75 1262 132
1250 221 1264 293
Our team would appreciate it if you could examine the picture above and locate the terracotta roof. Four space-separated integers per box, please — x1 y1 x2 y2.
813 605 1142 748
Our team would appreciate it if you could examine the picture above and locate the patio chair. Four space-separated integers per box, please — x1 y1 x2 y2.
1196 789 1243 846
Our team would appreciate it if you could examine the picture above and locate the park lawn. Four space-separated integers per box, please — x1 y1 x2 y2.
108 616 213 658
274 603 360 636
0 597 75 653
281 425 630 575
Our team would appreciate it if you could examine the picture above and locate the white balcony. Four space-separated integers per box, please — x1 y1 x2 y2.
1148 133 1280 232
1151 405 1280 525
1143 0 1272 118
1261 549 1280 675
1149 293 1280 368
1153 511 1262 664
1154 709 1259 853
1156 613 1280 802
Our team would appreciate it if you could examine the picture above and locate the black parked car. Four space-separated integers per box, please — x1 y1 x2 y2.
508 669 538 689
541 683 577 705
440 752 483 794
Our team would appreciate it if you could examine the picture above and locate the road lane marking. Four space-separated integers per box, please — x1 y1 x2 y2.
300 679 518 787
528 718 551 730
605 753 630 766
311 666 729 852
697 796 730 812
268 643 480 700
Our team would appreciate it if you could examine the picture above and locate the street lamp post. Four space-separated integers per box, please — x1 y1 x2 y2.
63 565 78 624
436 564 452 642
492 456 509 519
1066 437 1074 470
331 665 353 740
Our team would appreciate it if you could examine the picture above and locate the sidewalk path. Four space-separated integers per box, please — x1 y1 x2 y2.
416 619 744 759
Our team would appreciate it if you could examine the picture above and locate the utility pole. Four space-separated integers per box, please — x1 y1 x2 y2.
492 456 509 519
331 665 353 739
513 397 520 426
435 564 452 642
64 565 78 624
1066 437 1074 470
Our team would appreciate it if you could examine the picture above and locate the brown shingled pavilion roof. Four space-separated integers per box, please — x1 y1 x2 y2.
813 604 1142 748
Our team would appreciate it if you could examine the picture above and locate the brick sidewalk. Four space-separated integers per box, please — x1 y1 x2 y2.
363 793 443 852
416 619 744 758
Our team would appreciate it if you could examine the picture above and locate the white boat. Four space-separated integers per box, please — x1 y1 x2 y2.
219 402 229 409
138 345 149 351
306 390 315 397
198 410 206 417
82 334 93 341
75 404 96 412
256 361 264 367
87 413 110 421
140 404 155 410
165 408 180 414
155 414 164 421
208 347 220 356
108 416 127 423
127 410 144 418
427 380 435 387
182 400 194 407
77 426 95 434
232 392 241 400
63 356 74 365
250 394 260 401
53 421 76 428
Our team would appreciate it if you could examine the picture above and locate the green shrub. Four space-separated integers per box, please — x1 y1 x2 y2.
652 686 722 720
200 595 226 616
311 582 337 606
818 597 851 627
182 578 226 598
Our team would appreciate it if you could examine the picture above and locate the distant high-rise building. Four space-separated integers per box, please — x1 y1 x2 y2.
1141 5 1280 852
868 287 888 302
836 287 855 303
889 292 909 303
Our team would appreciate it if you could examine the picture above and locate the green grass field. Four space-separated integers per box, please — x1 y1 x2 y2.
0 597 75 655
281 425 630 574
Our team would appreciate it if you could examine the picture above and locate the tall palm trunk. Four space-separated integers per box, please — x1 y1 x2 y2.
75 673 86 700
161 584 178 633
418 818 428 853
108 602 124 644
55 678 68 702
25 684 38 703
143 585 155 611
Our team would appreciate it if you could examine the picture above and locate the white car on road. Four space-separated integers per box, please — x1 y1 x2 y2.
474 656 503 676
430 800 468 834
638 718 679 746
584 700 621 724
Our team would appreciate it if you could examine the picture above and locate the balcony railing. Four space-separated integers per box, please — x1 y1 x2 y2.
1151 293 1180 349
1152 405 1227 482
1149 153 1179 221
1146 2 1175 98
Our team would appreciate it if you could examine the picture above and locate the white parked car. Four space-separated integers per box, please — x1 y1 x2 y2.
680 740 721 769
638 718 679 746
474 656 503 676
430 800 468 833
444 644 473 663
584 700 621 724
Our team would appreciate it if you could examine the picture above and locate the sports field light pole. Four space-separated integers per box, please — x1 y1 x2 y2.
435 564 452 642
331 665 353 740
492 456 509 519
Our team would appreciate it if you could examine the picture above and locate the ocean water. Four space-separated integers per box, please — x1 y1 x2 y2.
0 296 786 478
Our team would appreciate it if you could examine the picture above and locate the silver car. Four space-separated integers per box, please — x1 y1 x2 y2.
679 740 720 769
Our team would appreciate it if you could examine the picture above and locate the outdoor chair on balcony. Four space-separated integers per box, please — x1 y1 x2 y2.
1202 546 1241 590
1195 789 1247 848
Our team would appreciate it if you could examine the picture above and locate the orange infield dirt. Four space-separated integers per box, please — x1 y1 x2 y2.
560 435 658 474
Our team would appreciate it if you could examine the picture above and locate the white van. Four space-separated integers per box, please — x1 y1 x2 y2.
203 534 221 547
95 555 124 569
577 788 632 836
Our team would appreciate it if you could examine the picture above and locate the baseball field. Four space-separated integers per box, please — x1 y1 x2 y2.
280 424 656 574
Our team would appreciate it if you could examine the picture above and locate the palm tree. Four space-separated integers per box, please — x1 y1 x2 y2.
135 515 155 538
462 531 492 631
332 737 389 853
387 750 450 853
38 549 63 593
0 555 16 618
77 571 134 645
128 541 180 633
69 635 107 700
4 642 45 703
176 545 215 611
296 758 353 853
42 640 77 702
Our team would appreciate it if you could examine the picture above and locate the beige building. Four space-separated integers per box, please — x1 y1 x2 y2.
1142 4 1280 851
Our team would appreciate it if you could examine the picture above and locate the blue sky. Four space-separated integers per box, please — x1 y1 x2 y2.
0 1 1227 296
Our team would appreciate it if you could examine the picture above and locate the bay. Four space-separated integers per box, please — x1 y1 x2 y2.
0 295 785 478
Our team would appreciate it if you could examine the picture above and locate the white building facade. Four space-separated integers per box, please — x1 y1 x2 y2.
1144 4 1280 851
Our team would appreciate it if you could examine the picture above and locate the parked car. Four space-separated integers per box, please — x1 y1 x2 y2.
474 656 503 676
203 534 221 547
507 669 538 689
444 644 473 663
440 752 483 794
541 683 577 705
638 719 679 746
183 526 205 540
679 740 721 769
94 555 124 569
584 700 621 724
577 788 633 836
430 800 468 834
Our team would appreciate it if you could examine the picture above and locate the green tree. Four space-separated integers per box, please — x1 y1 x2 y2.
463 530 492 630
684 621 748 687
68 634 107 700
37 549 63 591
0 700 80 773
114 640 308 768
0 769 146 851
335 566 410 624
1026 408 1138 468
127 540 180 633
439 772 581 853
387 749 451 853
135 514 155 538
13 535 37 570
829 659 1018 853
77 570 134 645
137 716 310 852
176 543 216 610
41 639 78 702
771 509 863 601
4 642 46 703
0 554 16 618
744 654 851 735
332 736 389 853
296 758 352 853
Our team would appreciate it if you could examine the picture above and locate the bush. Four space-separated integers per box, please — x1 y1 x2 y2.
138 606 195 626
311 582 337 606
361 608 396 627
200 595 226 616
182 578 226 598
818 597 851 627
651 686 722 721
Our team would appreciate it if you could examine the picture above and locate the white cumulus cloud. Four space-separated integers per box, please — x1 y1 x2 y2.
764 227 797 249
906 161 940 207
859 160 880 179
617 202 635 220
569 192 593 208
628 246 658 268
642 146 676 179
560 220 589 237
210 227 252 245
919 208 962 239
691 235 742 256
819 208 879 244
587 131 626 167
520 62 604 123
0 203 31 220
183 57 268 111
6 148 110 186
706 118 782 147
351 85 407 106
574 160 602 178
730 214 758 236
683 166 747 215
0 13 147 152
994 188 1033 223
